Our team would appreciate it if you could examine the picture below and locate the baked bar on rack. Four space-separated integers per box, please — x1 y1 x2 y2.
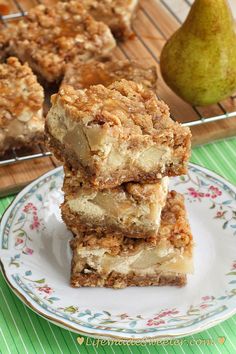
61 166 168 238
0 57 44 155
46 80 191 188
61 57 157 90
9 1 116 83
61 0 139 40
70 191 193 288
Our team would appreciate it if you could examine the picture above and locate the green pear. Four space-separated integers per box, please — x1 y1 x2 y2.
160 0 236 106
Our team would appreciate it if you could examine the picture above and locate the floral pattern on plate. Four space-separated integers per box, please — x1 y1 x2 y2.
1 164 236 340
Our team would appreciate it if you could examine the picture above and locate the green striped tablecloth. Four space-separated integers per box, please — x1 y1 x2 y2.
0 138 236 354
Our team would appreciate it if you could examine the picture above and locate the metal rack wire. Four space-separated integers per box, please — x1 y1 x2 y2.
0 0 236 166
0 146 52 166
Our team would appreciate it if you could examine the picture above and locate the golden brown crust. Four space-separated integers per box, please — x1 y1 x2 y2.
61 57 157 90
69 191 193 255
71 271 186 288
48 80 190 144
46 80 191 188
62 0 139 40
0 57 44 126
160 191 191 248
51 80 170 130
10 1 116 82
0 57 44 155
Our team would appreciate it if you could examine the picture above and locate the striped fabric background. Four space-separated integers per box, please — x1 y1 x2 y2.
0 137 236 354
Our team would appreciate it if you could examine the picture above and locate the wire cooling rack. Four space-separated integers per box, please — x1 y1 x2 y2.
0 0 236 166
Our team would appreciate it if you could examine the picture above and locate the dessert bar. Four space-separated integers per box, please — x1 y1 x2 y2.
66 0 139 40
70 191 193 288
62 167 169 238
61 57 157 90
10 1 116 82
0 57 44 155
46 80 191 188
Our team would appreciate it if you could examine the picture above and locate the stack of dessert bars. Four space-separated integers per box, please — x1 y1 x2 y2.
46 79 193 289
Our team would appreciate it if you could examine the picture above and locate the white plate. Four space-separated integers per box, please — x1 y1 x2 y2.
1 163 236 341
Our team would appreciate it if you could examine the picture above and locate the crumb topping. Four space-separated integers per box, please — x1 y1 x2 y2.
53 80 184 138
74 0 138 39
0 57 44 127
80 0 137 16
62 57 157 90
52 80 190 146
10 1 116 81
159 190 192 248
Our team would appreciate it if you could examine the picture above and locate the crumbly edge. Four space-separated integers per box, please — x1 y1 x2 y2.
50 80 171 130
0 57 44 124
61 165 167 238
9 1 116 82
69 191 193 255
46 80 191 187
61 196 163 240
62 165 166 199
78 0 139 40
62 58 158 90
45 125 190 189
70 271 186 288
61 56 158 90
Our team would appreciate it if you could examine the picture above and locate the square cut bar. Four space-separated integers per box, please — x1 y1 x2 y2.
46 80 191 189
61 57 158 90
70 191 193 288
9 1 116 83
62 0 139 40
0 57 44 155
61 166 169 239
